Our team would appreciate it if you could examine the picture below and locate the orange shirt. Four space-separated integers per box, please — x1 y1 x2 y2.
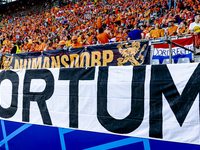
116 33 128 42
154 20 160 25
66 40 72 47
178 28 187 34
97 32 110 44
34 45 40 52
149 29 164 38
72 42 83 48
39 42 46 51
86 36 93 45
167 25 178 36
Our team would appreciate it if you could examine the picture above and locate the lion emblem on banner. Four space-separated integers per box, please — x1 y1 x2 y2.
117 42 147 66
0 55 13 70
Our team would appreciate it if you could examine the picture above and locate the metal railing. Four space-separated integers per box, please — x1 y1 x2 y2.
149 34 195 64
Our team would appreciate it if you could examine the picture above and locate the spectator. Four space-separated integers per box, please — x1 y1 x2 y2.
66 35 71 48
116 26 128 42
149 23 164 39
72 36 83 48
128 25 144 41
46 39 53 51
144 7 151 23
33 42 40 52
97 27 110 44
140 25 148 39
11 40 21 54
189 13 200 48
39 39 46 51
177 21 188 36
58 40 66 49
189 14 200 35
109 32 116 43
127 21 134 31
167 19 178 36
154 17 161 25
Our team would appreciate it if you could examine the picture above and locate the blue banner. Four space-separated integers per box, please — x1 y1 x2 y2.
0 41 150 69
0 119 199 150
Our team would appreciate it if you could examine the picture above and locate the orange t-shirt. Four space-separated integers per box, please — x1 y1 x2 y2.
116 33 128 42
39 43 46 51
86 36 93 45
168 25 178 36
150 29 164 38
72 42 83 48
34 45 40 52
97 32 110 44
178 28 187 34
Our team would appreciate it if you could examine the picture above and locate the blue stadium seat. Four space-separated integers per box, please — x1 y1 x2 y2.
177 58 190 63
194 57 200 63
162 59 174 64
151 59 160 65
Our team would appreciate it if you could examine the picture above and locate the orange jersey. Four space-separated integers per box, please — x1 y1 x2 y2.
116 33 128 42
72 42 83 48
178 28 187 34
149 29 164 38
97 32 110 44
167 25 178 36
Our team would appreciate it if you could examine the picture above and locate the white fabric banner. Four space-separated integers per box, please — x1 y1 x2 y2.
0 64 199 144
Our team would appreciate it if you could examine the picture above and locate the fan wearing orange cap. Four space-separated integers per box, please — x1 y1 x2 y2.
167 19 178 36
72 36 83 48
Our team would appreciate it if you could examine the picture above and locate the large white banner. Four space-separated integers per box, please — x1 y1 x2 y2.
0 64 200 144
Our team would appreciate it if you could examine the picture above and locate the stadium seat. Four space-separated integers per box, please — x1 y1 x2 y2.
151 59 160 65
194 57 200 63
177 58 190 63
162 59 174 64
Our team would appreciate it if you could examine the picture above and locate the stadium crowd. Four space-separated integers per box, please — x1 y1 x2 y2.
0 0 200 54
